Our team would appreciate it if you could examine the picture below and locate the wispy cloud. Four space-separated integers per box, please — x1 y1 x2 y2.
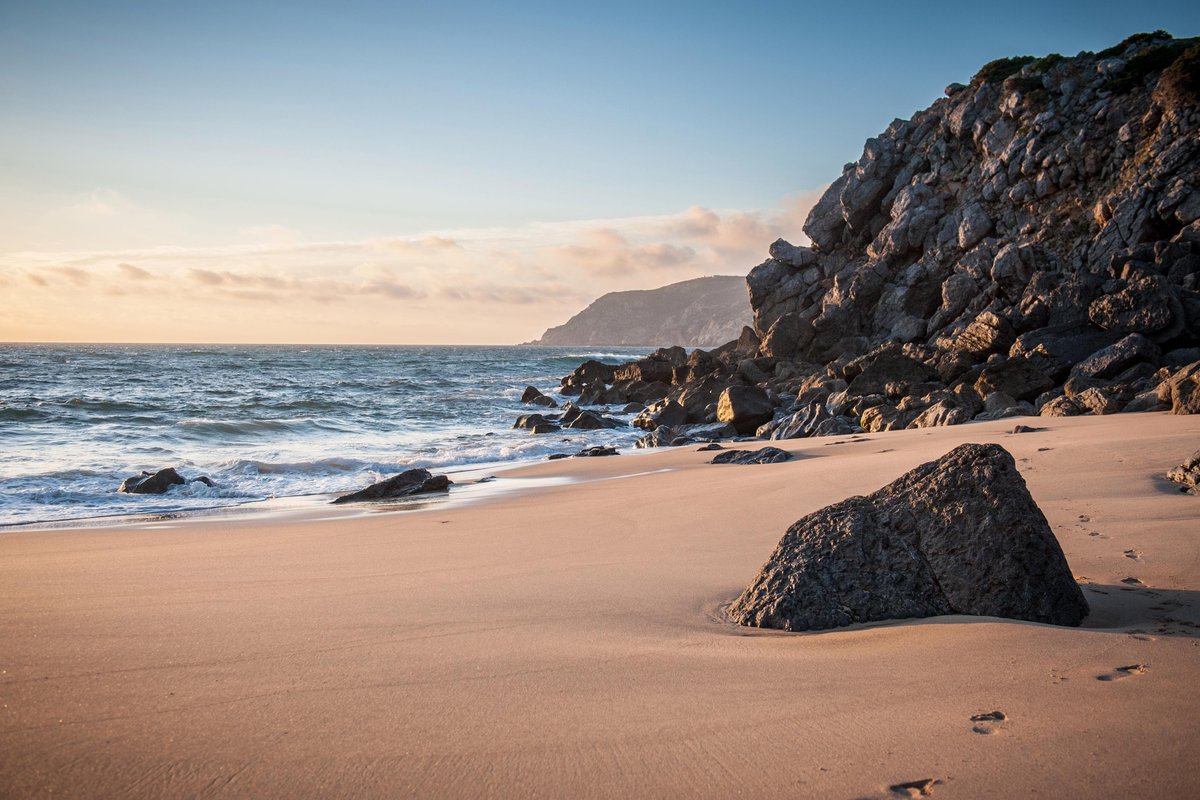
0 194 820 343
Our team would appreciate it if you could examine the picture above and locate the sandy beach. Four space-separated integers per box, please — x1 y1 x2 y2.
2 412 1198 798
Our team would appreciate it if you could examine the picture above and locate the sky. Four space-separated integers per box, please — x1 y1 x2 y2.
2 1 1198 344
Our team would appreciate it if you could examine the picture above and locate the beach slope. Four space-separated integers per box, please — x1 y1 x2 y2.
2 413 1198 798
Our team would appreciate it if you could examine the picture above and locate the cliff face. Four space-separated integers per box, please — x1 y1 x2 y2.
750 33 1200 365
557 33 1200 442
530 276 751 347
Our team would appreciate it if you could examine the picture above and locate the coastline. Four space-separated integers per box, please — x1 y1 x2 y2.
2 412 1198 798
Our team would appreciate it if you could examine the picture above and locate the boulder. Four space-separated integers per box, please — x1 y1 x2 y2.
958 202 993 249
1072 333 1160 381
520 386 558 407
955 311 1015 359
1039 395 1084 417
513 413 557 430
563 410 622 430
118 467 186 494
975 352 1060 402
728 443 1088 632
909 398 970 428
576 446 619 457
710 447 792 465
1008 324 1120 366
332 468 452 504
1089 275 1182 338
717 385 776 434
1157 360 1200 414
560 360 616 395
1166 451 1200 494
632 400 687 431
846 348 940 396
1075 385 1130 415
770 403 832 440
860 404 912 432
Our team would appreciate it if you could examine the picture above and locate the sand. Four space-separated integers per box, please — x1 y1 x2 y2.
2 413 1198 798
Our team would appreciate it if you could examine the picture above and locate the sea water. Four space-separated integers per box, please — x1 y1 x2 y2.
0 344 651 526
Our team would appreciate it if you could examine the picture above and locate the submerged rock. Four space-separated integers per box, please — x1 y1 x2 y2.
728 443 1088 632
520 385 558 407
331 468 452 504
118 467 187 494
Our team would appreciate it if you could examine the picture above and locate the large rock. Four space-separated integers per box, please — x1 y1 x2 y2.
118 467 186 494
717 385 775 434
1071 333 1160 381
1158 360 1200 414
975 353 1060 402
633 400 687 431
563 410 622 430
520 386 558 408
1166 451 1200 494
728 443 1088 632
1088 275 1182 338
710 447 792 465
332 468 452 504
845 347 939 396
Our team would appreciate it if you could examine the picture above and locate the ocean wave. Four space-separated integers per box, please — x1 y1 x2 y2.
174 417 355 437
222 457 369 475
0 406 50 421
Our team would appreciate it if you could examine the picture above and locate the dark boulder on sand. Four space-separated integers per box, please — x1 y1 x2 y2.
331 468 452 504
729 443 1088 632
710 447 792 465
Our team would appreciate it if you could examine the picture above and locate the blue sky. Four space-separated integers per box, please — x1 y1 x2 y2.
1 1 1198 342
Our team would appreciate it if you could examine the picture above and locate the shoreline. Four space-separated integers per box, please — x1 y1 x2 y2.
2 412 1198 798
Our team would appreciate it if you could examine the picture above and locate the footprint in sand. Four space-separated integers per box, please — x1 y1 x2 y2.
888 778 940 797
970 710 1007 734
1096 664 1148 681
1124 549 1142 560
1121 576 1145 586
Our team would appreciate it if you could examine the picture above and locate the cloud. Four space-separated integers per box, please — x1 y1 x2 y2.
547 227 697 276
0 191 826 342
47 266 91 285
116 262 154 280
187 268 226 286
370 235 462 254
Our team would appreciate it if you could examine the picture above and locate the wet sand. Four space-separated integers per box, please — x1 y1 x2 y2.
2 413 1198 798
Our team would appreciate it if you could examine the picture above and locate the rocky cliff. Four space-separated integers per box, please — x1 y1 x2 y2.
529 276 751 347
552 32 1200 446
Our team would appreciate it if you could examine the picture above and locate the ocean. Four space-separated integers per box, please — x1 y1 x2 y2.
0 344 652 526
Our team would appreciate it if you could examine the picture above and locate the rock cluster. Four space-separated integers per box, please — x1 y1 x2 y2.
728 443 1089 631
557 34 1200 448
